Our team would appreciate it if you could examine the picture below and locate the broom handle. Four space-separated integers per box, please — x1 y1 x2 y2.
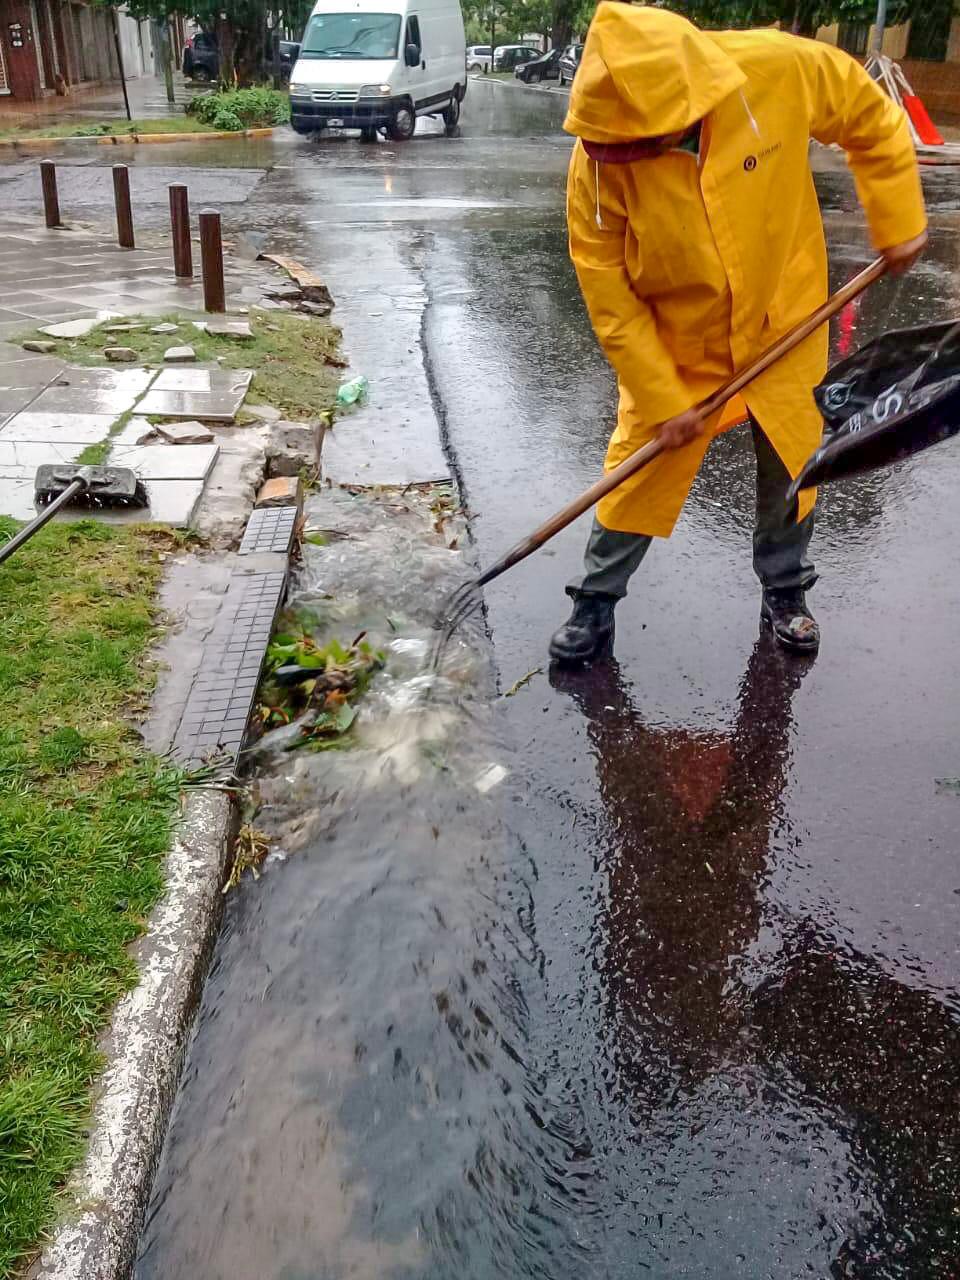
478 256 887 587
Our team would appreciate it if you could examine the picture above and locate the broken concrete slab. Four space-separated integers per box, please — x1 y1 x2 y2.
255 475 302 508
104 323 147 334
264 420 322 478
297 300 333 318
193 431 267 547
22 340 56 354
205 320 253 340
245 402 281 422
39 317 101 339
103 347 139 363
150 323 180 335
156 421 214 445
164 346 196 364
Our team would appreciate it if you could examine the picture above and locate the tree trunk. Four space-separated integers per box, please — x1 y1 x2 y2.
216 15 236 87
488 17 495 71
552 19 572 48
791 0 820 36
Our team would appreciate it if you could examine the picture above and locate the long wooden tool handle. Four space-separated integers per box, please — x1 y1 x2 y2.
478 256 887 587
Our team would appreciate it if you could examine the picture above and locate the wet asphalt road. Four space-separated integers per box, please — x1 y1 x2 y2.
12 80 960 1277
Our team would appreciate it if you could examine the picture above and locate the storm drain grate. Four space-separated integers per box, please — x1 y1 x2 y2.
174 570 287 766
238 506 298 555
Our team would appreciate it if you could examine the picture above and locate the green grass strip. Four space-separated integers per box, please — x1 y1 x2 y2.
0 519 183 1276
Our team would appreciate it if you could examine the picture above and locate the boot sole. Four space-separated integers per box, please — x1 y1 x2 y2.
759 609 820 654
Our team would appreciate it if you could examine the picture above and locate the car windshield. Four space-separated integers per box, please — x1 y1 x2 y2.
299 12 401 60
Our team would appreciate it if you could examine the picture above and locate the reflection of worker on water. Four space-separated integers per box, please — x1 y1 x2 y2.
555 643 960 1272
554 635 806 1086
550 2 927 665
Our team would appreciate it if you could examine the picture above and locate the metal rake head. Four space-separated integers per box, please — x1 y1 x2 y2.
430 576 484 671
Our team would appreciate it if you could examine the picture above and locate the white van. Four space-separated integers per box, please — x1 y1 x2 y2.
289 0 467 141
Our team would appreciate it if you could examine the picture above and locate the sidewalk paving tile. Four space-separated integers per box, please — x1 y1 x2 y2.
0 441 86 468
108 443 219 481
30 368 154 415
0 388 42 414
0 411 116 443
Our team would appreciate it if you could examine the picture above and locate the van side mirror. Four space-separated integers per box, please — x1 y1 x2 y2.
405 42 420 67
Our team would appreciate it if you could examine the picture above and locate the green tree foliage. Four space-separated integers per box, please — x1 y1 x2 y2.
93 0 276 85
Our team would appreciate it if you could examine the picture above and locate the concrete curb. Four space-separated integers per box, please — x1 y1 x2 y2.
0 125 276 151
25 788 236 1280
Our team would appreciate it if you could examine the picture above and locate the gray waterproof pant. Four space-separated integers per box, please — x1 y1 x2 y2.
569 420 817 599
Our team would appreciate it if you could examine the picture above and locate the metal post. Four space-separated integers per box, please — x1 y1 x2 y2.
169 184 192 278
40 160 61 228
199 210 225 313
112 164 135 249
872 0 887 54
110 7 133 122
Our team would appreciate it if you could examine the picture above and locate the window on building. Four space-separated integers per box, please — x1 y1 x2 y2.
907 1 952 61
837 21 870 56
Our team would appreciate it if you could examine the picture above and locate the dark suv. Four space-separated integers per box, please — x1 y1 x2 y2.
182 34 300 82
182 32 218 82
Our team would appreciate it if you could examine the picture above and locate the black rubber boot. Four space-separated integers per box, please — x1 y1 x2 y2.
761 587 820 654
549 592 617 665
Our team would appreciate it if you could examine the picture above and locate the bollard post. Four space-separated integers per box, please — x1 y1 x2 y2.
112 164 135 249
169 184 193 279
199 209 225 313
40 160 61 228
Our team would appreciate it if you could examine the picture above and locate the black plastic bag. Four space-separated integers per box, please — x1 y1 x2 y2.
788 318 960 498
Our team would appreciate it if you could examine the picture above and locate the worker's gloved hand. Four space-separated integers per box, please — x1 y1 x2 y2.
881 229 928 277
657 407 705 449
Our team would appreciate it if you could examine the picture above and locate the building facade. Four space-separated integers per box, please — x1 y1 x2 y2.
0 0 157 103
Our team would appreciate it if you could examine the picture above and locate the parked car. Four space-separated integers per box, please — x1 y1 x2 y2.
494 44 539 72
516 46 560 83
279 40 300 76
557 42 582 87
182 31 218 82
466 43 492 72
182 34 300 82
289 0 468 142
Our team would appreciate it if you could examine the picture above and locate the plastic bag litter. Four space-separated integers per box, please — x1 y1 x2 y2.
788 318 960 498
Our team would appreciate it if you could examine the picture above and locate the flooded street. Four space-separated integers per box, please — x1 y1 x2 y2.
129 82 960 1277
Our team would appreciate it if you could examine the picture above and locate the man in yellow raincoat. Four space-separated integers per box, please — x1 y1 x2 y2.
549 1 927 664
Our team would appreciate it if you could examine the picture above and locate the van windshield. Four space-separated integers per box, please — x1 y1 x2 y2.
299 12 402 59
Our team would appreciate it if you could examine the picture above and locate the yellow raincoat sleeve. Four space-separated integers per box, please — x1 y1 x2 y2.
794 38 927 250
567 148 695 426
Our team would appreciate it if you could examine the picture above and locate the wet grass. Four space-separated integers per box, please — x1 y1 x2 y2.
0 116 213 142
31 308 343 423
0 520 182 1276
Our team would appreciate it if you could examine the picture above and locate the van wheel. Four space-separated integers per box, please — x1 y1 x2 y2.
191 66 212 83
442 96 460 135
468 61 481 72
387 102 416 140
558 71 566 86
359 125 378 143
528 69 541 83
